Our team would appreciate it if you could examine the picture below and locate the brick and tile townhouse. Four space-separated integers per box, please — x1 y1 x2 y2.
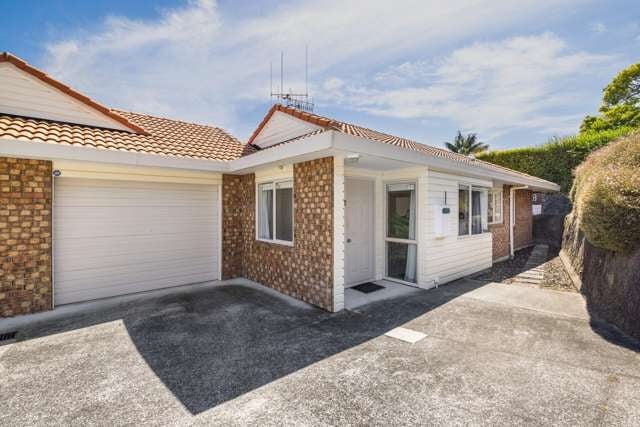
0 52 558 316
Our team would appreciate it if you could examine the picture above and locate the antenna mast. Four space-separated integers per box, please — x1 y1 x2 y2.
270 47 314 112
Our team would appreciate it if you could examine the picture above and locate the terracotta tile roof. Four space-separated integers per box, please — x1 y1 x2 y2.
1 52 146 134
250 104 556 185
0 111 253 161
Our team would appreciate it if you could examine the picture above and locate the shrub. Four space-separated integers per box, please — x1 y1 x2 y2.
477 127 634 193
572 132 640 253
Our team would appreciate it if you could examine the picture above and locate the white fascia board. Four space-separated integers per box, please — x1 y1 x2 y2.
0 137 230 172
229 130 334 174
331 132 560 192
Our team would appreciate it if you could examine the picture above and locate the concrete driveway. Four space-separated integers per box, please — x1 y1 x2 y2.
1 279 639 426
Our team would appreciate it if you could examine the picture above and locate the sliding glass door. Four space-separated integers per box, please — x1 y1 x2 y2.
386 183 417 283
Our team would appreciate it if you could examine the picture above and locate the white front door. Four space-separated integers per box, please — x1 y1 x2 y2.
345 178 374 285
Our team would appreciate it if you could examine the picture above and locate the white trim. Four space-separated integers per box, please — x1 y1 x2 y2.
333 155 346 312
51 174 56 309
52 160 222 185
332 132 559 191
255 178 295 245
510 185 529 257
457 183 489 237
0 137 230 172
1 129 560 191
217 185 223 280
488 188 504 225
384 180 419 284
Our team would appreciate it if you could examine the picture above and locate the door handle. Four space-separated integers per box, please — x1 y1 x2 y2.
346 238 352 243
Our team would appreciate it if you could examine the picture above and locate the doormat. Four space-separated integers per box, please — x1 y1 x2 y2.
352 282 385 294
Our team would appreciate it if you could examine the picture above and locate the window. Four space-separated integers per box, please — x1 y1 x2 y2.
257 180 293 244
386 183 417 283
458 185 488 236
488 189 503 224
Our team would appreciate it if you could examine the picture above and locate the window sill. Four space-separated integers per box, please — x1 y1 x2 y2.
256 238 294 247
457 232 492 240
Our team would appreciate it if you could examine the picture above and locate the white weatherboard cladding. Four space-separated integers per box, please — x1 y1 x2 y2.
252 111 322 148
424 170 493 284
0 63 129 131
54 178 219 304
344 166 493 289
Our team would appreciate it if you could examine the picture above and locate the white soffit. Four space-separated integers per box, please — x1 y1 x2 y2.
252 111 323 148
0 62 130 131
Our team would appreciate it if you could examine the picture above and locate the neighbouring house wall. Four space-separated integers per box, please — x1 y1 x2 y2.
562 213 640 340
222 157 334 311
489 186 511 261
532 193 572 247
0 157 52 317
424 170 493 284
514 189 533 250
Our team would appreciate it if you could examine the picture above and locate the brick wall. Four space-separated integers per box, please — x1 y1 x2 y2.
222 157 334 311
489 186 533 260
514 189 533 250
221 174 249 279
489 186 511 260
0 157 52 317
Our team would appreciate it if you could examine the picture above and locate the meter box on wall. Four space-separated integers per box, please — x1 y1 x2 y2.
433 190 452 238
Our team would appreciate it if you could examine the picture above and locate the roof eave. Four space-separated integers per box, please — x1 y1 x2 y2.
0 136 230 172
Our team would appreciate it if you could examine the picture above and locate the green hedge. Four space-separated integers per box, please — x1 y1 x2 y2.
476 127 634 193
572 132 640 253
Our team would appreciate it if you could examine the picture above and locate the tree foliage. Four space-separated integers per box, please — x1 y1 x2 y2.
581 63 640 133
444 131 488 155
571 132 640 253
476 127 633 193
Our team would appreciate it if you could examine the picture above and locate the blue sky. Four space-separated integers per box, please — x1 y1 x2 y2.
2 0 639 149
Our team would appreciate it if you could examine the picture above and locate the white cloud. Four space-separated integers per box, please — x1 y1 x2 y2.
41 0 588 138
590 22 607 34
319 33 612 139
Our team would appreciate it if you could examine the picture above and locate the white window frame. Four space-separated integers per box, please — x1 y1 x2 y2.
384 181 419 286
458 183 489 237
256 179 294 246
488 189 503 225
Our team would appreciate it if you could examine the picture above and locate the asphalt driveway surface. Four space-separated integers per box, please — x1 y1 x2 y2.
1 279 639 426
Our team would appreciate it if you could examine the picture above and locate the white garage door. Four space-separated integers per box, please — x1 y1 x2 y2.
54 178 220 305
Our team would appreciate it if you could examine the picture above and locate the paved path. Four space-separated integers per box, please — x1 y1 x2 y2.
511 244 549 286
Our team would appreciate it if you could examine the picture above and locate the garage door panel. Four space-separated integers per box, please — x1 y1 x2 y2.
56 271 217 304
56 222 217 240
56 246 217 271
55 238 216 259
56 259 217 289
54 178 220 305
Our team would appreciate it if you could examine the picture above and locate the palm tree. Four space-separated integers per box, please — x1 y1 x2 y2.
444 131 489 155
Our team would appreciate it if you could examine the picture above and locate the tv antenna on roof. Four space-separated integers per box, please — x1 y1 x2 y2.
270 46 314 112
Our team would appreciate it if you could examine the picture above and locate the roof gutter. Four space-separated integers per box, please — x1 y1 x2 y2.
509 185 529 258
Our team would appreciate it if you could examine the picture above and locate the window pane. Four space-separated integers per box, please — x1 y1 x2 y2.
458 186 469 235
387 184 416 240
494 191 502 223
275 181 293 241
472 189 483 234
387 241 417 283
258 183 273 240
